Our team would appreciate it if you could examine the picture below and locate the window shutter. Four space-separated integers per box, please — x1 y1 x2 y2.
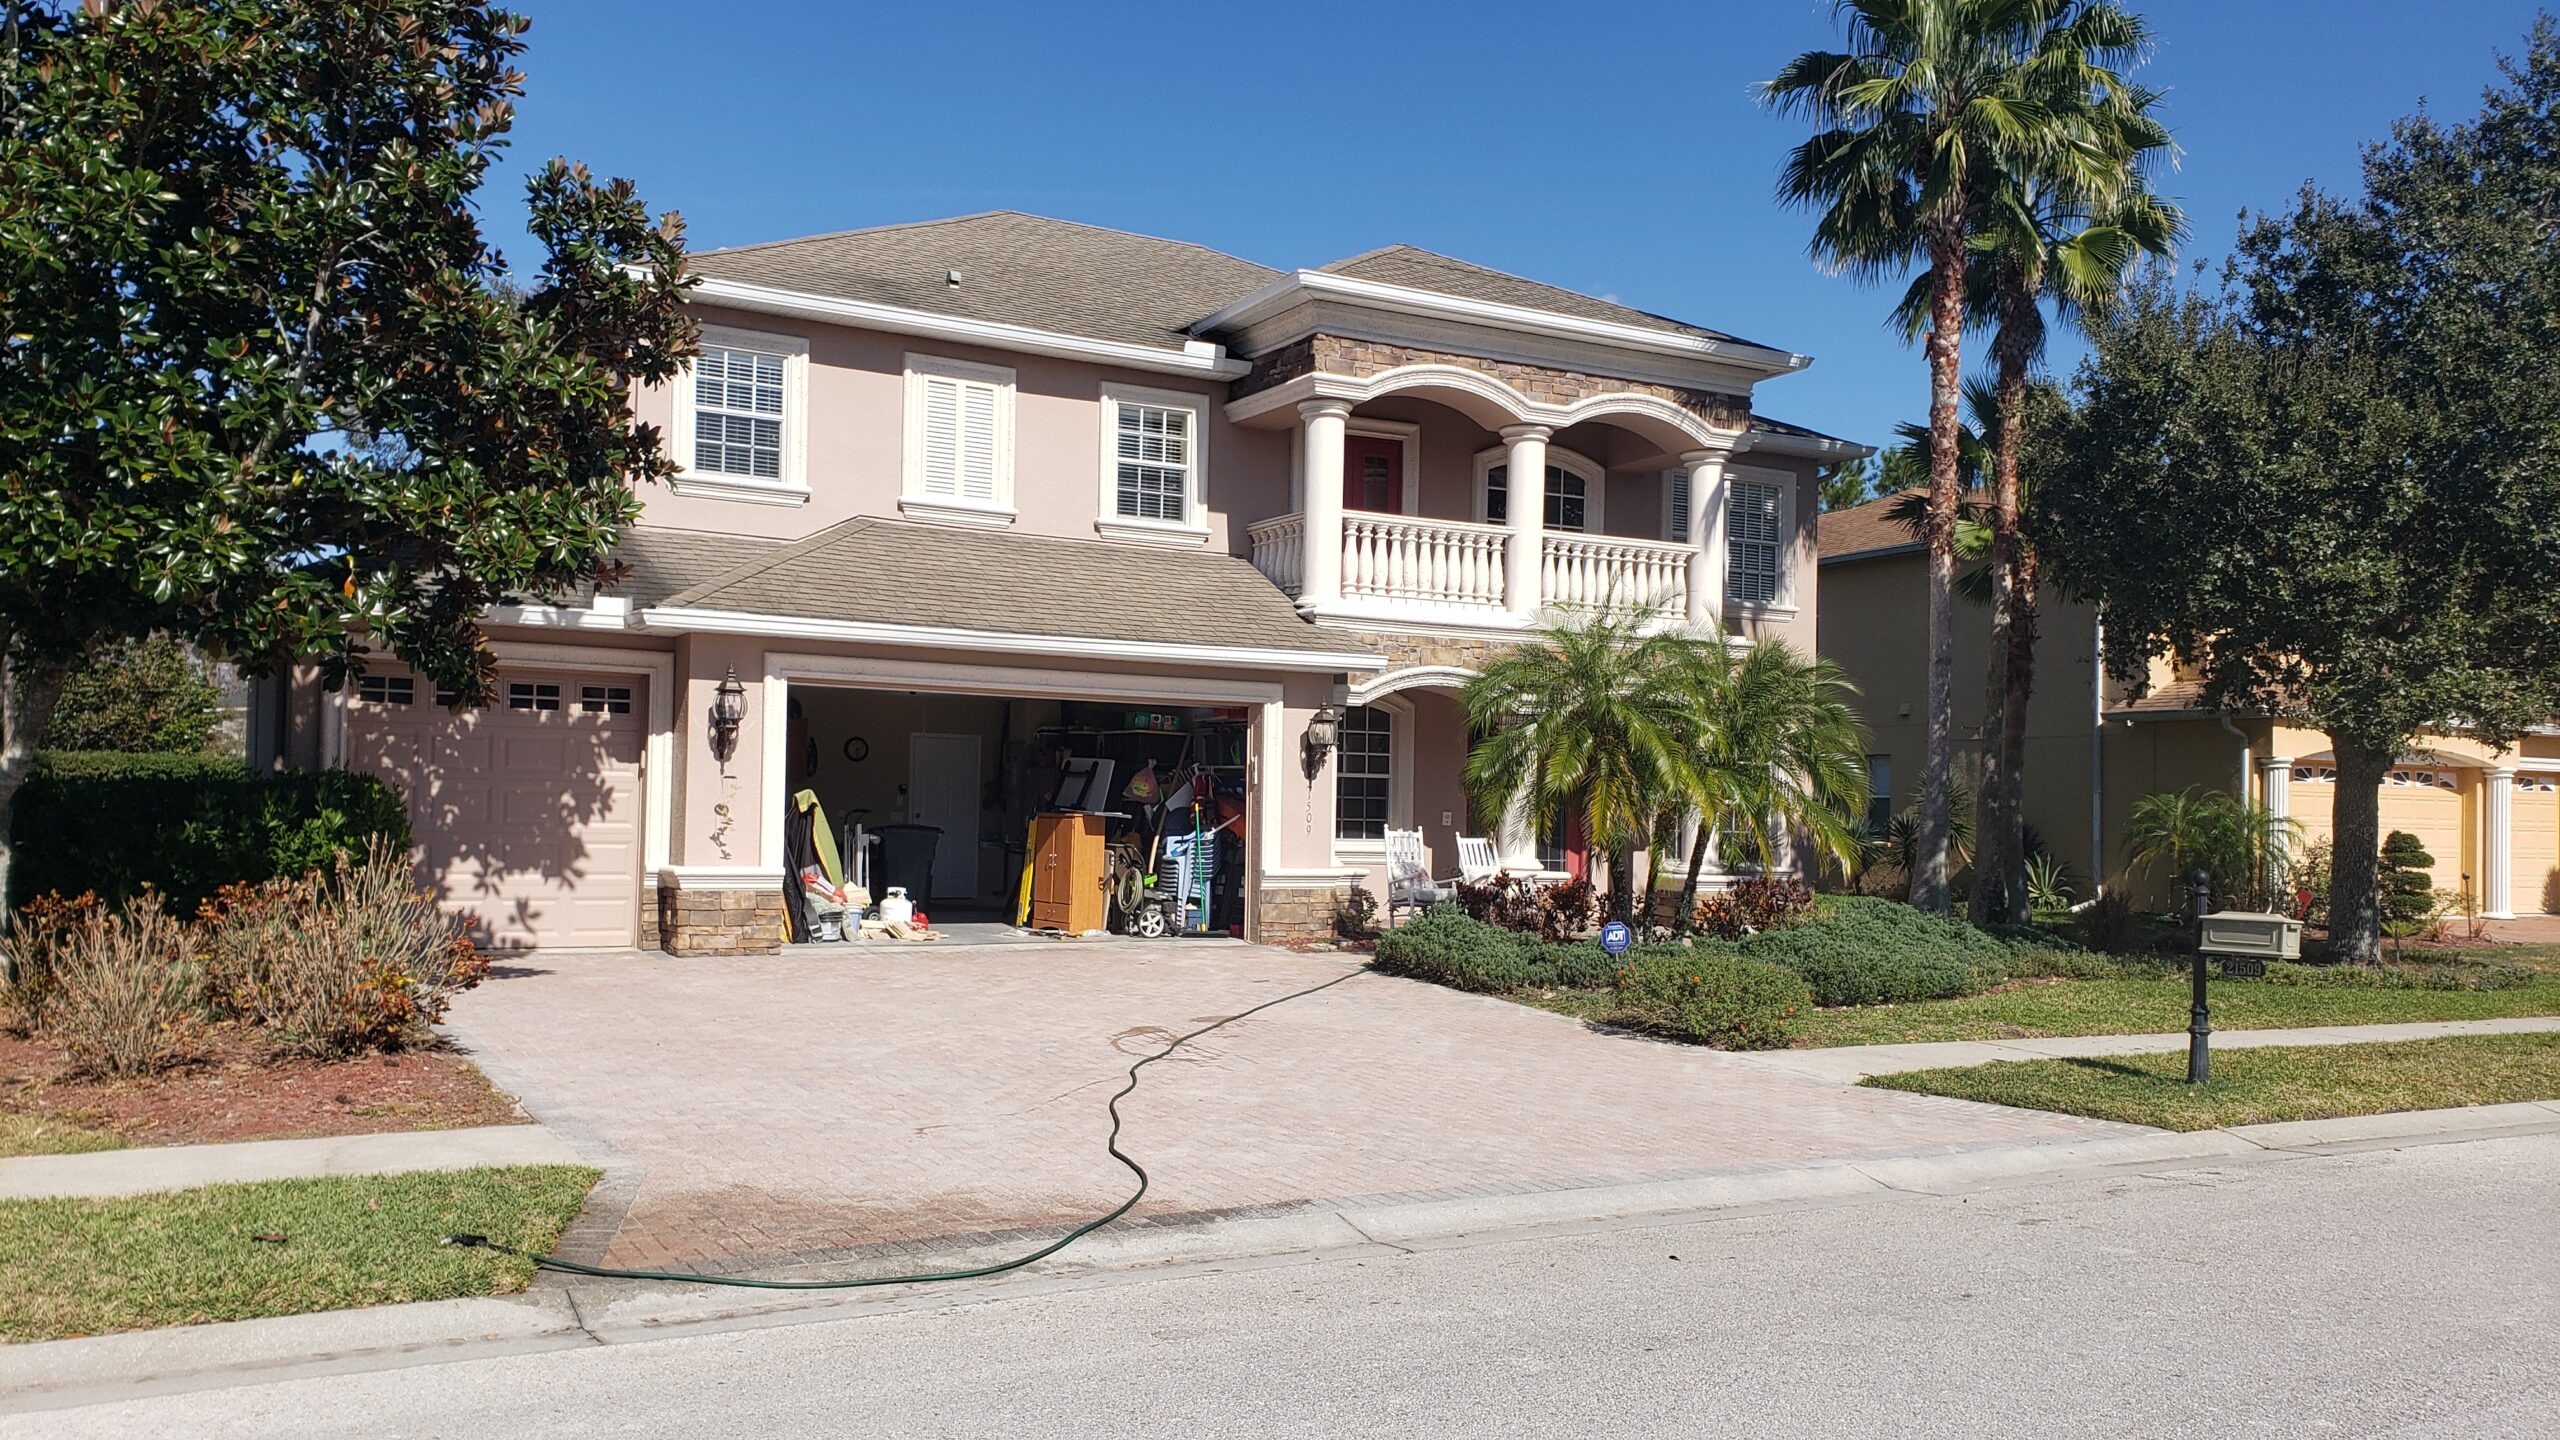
959 383 997 501
1666 468 1691 542
921 376 961 496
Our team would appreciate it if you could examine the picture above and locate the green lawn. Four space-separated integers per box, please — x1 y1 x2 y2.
1863 1032 2560 1131
1786 972 2560 1048
0 1165 597 1342
0 1113 128 1159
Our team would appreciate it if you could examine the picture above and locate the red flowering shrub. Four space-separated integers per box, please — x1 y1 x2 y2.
1691 876 1815 939
1456 872 1599 941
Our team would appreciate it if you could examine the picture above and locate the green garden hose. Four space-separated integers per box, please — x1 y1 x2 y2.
445 967 1363 1289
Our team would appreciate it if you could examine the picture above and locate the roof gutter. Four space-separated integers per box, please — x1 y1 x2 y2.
688 276 1252 380
1749 429 1876 460
1192 270 1811 378
637 605 1382 674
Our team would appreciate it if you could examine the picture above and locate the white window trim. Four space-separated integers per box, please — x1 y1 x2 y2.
1471 444 1606 531
668 325 811 506
900 352 1018 527
1723 463 1799 617
1346 417 1422 518
1094 381 1213 545
1329 693 1415 857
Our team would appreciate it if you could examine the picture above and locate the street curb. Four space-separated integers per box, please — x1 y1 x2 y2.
8 1099 2555 1411
0 1124 586 1202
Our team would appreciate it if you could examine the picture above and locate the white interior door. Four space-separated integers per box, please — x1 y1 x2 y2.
908 732 982 901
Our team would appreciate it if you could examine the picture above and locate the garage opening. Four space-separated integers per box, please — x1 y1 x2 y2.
780 681 1252 943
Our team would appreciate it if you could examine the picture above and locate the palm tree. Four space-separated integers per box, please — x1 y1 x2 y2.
1767 0 2145 915
1460 611 1695 923
1666 638 1873 927
1967 63 2181 925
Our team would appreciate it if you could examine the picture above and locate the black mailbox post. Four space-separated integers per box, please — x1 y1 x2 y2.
2186 867 2213 1085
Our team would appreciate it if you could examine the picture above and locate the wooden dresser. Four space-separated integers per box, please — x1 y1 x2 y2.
1029 811 1109 934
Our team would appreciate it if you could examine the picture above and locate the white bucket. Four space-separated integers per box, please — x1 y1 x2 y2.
879 887 914 927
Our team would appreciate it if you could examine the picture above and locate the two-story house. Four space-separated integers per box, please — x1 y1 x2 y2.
250 213 1867 954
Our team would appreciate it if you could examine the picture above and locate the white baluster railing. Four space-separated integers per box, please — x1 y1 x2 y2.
1539 533 1692 617
1338 514 1511 610
1247 515 1305 595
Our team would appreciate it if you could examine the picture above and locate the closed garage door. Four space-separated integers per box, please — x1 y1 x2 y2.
2380 767 2468 893
347 669 646 949
2515 771 2560 915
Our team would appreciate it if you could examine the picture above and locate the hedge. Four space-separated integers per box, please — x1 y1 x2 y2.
1737 895 2018 1006
1609 948 1814 1050
9 752 412 913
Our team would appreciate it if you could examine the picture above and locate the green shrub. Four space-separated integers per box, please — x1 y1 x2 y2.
1609 949 1813 1050
1737 895 2012 1006
1371 907 1539 992
9 752 411 913
44 633 224 754
1525 939 1620 989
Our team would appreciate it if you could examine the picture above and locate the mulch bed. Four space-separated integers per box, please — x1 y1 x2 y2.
0 1023 524 1149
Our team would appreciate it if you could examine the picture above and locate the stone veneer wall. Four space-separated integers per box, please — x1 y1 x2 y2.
637 879 662 951
659 884 784 956
1255 882 1354 945
1334 627 1521 675
1237 335 1751 433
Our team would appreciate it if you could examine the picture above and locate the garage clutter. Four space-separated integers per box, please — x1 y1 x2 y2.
783 789 945 943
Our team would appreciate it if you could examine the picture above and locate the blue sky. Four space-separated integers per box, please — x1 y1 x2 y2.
493 1 2552 452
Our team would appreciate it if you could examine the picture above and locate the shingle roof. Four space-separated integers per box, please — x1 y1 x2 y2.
1315 244 1757 347
1750 413 1860 447
2106 678 2216 719
690 212 1281 354
599 527 783 607
1817 489 1925 563
649 517 1371 662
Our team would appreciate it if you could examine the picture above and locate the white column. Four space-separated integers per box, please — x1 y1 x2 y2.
2485 765 2516 919
2258 755 2293 893
1298 399 1352 609
1500 424 1551 618
1498 790 1543 872
1683 444 1734 630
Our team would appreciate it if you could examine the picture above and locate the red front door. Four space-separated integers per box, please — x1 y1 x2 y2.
1344 435 1403 513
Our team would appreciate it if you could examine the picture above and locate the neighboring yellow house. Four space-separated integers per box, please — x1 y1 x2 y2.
1816 492 2560 915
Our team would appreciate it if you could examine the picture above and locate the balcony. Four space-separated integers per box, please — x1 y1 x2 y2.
1250 512 1693 624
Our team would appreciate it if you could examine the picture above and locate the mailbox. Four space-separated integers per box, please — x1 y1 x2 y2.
2197 910 2302 962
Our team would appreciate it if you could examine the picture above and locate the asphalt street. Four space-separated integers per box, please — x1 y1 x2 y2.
11 1132 2556 1438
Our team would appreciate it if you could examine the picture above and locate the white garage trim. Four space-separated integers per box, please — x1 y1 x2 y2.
755 649 1291 892
325 642 676 877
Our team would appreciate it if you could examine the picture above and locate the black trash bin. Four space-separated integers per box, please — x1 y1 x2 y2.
872 824 944 912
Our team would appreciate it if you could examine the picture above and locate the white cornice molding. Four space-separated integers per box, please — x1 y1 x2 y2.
1194 270 1811 377
688 276 1251 380
640 605 1381 673
1228 364 1747 455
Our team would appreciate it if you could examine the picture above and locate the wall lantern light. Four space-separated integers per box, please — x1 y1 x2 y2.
1302 702 1344 777
709 667 748 763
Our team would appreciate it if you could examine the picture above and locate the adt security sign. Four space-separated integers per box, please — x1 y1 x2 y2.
1599 919 1634 955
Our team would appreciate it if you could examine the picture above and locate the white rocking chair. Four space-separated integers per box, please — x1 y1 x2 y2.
1455 836 1502 883
1384 827 1455 927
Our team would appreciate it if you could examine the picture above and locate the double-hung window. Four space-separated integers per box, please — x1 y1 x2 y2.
673 327 808 504
1726 477 1785 606
1096 385 1208 540
1334 705 1393 842
902 355 1016 525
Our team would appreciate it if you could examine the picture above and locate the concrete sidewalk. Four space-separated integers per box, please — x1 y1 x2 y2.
0 1124 583 1201
1737 1014 2560 1084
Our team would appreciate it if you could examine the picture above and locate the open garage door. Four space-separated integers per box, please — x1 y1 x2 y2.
346 668 647 949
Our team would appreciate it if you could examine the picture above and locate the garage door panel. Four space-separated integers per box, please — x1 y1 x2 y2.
347 667 646 949
2516 775 2559 914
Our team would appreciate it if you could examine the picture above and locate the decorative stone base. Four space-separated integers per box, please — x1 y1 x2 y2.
1254 875 1361 945
1331 628 1524 674
659 882 785 956
637 879 662 951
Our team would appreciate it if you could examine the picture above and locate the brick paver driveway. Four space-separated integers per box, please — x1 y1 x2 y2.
447 942 2117 1272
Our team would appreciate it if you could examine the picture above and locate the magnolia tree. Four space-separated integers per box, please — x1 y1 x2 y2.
2038 21 2560 960
0 1 694 916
